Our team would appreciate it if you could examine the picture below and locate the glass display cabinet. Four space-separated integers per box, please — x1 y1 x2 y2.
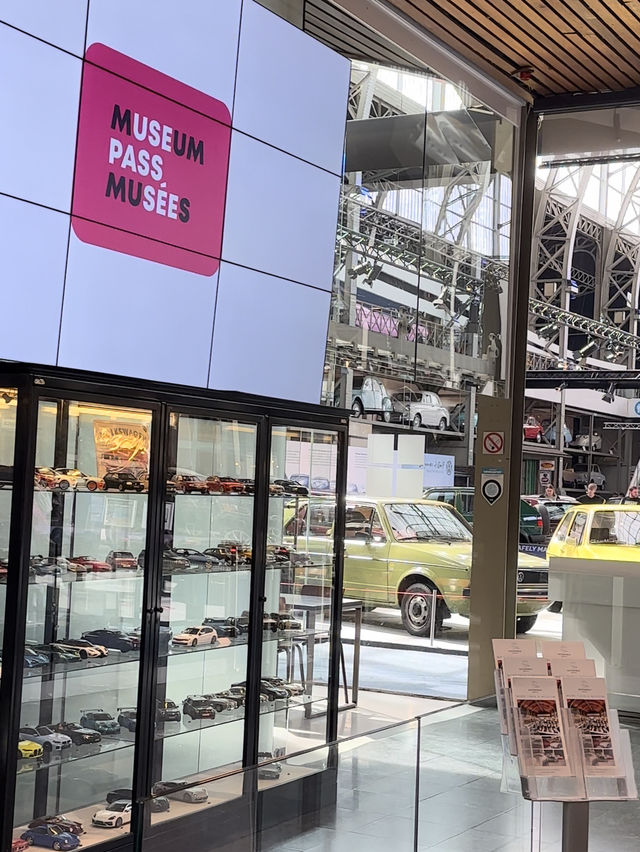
0 364 348 852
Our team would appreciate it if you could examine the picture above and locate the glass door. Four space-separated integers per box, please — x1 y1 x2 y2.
13 396 153 849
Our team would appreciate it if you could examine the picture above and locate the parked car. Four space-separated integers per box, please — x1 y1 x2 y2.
548 504 640 565
570 433 602 451
53 468 101 491
171 474 210 494
68 555 111 573
105 550 138 570
201 693 238 712
103 470 145 492
27 817 84 836
151 781 208 803
522 495 578 534
155 699 181 723
91 801 132 828
543 423 572 445
563 463 606 489
34 467 58 489
171 548 218 570
137 548 191 573
56 638 107 657
117 708 136 732
19 726 72 753
285 498 548 636
52 722 101 745
217 476 245 494
391 389 449 431
182 695 216 719
82 629 138 652
23 648 49 668
523 415 544 442
20 825 80 849
105 788 133 804
17 739 43 759
172 625 217 647
423 487 545 544
257 752 283 780
79 709 120 735
273 479 309 496
351 376 392 422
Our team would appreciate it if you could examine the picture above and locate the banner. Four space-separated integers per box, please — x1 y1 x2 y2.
93 421 150 477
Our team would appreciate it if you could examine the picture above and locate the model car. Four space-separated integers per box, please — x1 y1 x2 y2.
23 648 49 668
150 796 170 813
105 550 138 570
273 479 309 496
17 739 43 759
523 415 544 442
544 422 573 445
269 482 285 496
64 558 87 575
34 467 58 489
106 788 133 804
56 638 108 657
12 839 29 852
155 699 181 723
207 541 252 563
563 463 606 489
259 680 290 700
201 694 238 712
20 825 80 849
391 389 449 430
202 617 240 637
27 817 84 836
30 556 63 577
68 555 111 573
570 433 602 451
54 468 102 491
286 497 549 636
128 624 171 653
82 629 139 651
237 478 255 494
91 800 132 828
27 642 84 663
52 722 101 745
172 625 217 647
257 752 283 780
117 707 137 732
274 614 303 632
204 475 224 493
103 470 145 492
171 548 218 570
262 677 305 697
266 544 293 564
215 690 244 708
19 726 72 753
351 376 393 422
79 709 121 735
152 781 208 803
182 696 216 719
171 474 209 494
217 476 245 494
137 548 191 574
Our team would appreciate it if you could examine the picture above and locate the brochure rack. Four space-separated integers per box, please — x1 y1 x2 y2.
496 668 637 852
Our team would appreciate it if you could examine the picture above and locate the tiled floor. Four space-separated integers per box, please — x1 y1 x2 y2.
257 704 640 852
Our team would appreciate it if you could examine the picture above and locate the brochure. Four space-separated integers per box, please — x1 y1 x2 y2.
502 657 548 684
549 659 596 678
540 641 586 660
510 676 571 776
492 638 538 668
562 677 617 776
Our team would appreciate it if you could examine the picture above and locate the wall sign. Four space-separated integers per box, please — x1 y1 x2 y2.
72 44 231 276
481 467 504 505
482 431 504 455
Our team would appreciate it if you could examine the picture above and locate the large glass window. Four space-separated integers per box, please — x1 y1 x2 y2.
14 398 152 848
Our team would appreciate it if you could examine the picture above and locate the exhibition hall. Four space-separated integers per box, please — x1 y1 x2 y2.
2 1 640 851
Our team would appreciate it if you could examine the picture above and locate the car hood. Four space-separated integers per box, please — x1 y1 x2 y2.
95 720 120 729
47 734 71 744
93 809 121 820
387 541 548 572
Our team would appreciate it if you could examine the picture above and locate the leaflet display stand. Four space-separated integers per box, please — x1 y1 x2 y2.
497 669 637 852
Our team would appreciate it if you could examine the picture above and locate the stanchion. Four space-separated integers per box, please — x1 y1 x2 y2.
429 589 437 647
562 802 589 852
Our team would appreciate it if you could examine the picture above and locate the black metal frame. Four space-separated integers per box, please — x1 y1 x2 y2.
0 362 349 852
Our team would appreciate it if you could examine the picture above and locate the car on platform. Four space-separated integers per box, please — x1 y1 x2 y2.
523 415 544 442
182 695 216 719
172 625 218 647
171 548 218 570
284 497 548 636
117 708 137 732
103 470 145 492
171 473 210 494
79 709 120 735
68 555 111 573
151 781 208 803
351 376 393 422
391 389 449 431
20 825 80 849
53 468 102 491
155 699 181 723
52 722 101 745
91 800 132 828
17 739 43 759
56 638 108 657
27 817 84 836
19 726 72 754
273 479 309 496
82 629 139 652
105 550 138 570
563 463 606 490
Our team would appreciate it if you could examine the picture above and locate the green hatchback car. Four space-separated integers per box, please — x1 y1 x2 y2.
284 497 548 636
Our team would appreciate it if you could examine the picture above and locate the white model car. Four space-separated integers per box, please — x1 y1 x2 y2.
171 625 218 647
54 468 102 491
351 376 392 422
393 390 450 431
92 801 132 828
19 725 72 753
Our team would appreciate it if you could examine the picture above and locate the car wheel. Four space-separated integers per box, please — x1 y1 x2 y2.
115 818 123 828
53 842 62 851
412 414 422 430
516 615 538 634
438 418 447 431
87 480 97 491
380 398 392 423
548 601 563 613
191 639 197 646
400 582 441 637
58 480 69 491
118 483 125 492
25 839 34 847
351 399 364 418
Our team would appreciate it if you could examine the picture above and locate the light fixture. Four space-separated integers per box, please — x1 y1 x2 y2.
602 383 616 404
538 321 559 338
363 262 382 287
576 340 598 359
347 260 371 278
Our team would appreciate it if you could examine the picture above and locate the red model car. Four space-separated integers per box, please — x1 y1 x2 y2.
12 839 29 852
218 476 245 494
68 556 111 573
105 551 138 570
205 475 224 493
172 474 210 494
523 416 543 443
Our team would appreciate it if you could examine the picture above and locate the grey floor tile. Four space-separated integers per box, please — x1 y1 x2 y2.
421 827 516 852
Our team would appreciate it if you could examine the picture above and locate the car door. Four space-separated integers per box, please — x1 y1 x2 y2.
199 626 216 644
343 503 390 605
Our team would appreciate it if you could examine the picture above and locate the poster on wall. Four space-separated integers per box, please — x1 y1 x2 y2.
422 454 455 489
93 420 150 477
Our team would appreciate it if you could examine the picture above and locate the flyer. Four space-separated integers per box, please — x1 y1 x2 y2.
562 677 617 775
501 657 549 684
492 638 538 668
510 676 571 776
549 659 596 678
540 641 586 660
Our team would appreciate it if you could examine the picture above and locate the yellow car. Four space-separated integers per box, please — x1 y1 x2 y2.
18 739 43 759
284 497 548 636
547 504 640 573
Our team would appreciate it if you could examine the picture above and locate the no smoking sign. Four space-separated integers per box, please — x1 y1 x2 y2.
482 431 504 455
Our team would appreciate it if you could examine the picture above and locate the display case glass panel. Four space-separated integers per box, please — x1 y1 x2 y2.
0 387 18 665
258 425 339 766
14 398 152 848
151 412 258 803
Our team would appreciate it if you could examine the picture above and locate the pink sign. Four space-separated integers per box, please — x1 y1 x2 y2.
72 44 231 276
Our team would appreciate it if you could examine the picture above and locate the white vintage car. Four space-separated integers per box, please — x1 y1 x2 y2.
392 390 450 430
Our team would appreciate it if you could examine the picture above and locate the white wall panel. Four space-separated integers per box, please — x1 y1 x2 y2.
234 0 349 174
86 0 241 112
0 0 87 55
209 263 330 402
59 230 219 387
0 25 81 211
222 132 340 290
0 196 68 364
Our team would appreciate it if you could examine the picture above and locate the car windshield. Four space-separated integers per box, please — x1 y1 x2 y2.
93 714 111 720
112 552 130 558
36 727 53 735
48 826 64 834
192 699 208 707
183 628 199 634
589 511 640 545
384 503 472 542
109 802 128 812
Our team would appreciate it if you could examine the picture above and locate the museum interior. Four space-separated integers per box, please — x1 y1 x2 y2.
2 1 640 851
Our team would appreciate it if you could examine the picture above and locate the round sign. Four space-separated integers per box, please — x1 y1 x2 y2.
483 431 504 455
635 400 640 416
481 478 503 504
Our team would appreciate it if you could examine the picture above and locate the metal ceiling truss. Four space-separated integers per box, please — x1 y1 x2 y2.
529 299 640 350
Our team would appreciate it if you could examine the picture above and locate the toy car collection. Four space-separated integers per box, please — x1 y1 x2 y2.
81 629 139 651
155 699 181 723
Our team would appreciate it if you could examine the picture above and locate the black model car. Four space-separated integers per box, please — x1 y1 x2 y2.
172 548 219 570
182 696 216 720
117 708 137 732
201 694 238 713
0 463 13 488
138 548 191 574
202 617 240 638
103 470 145 492
82 629 138 652
151 781 208 803
106 788 133 804
155 699 181 723
257 752 283 780
52 721 101 745
30 642 86 663
259 680 290 700
213 690 244 709
150 797 170 813
27 816 85 835
273 479 309 496
263 677 305 697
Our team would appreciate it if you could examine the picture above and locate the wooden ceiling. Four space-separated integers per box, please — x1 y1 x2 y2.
386 0 640 99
